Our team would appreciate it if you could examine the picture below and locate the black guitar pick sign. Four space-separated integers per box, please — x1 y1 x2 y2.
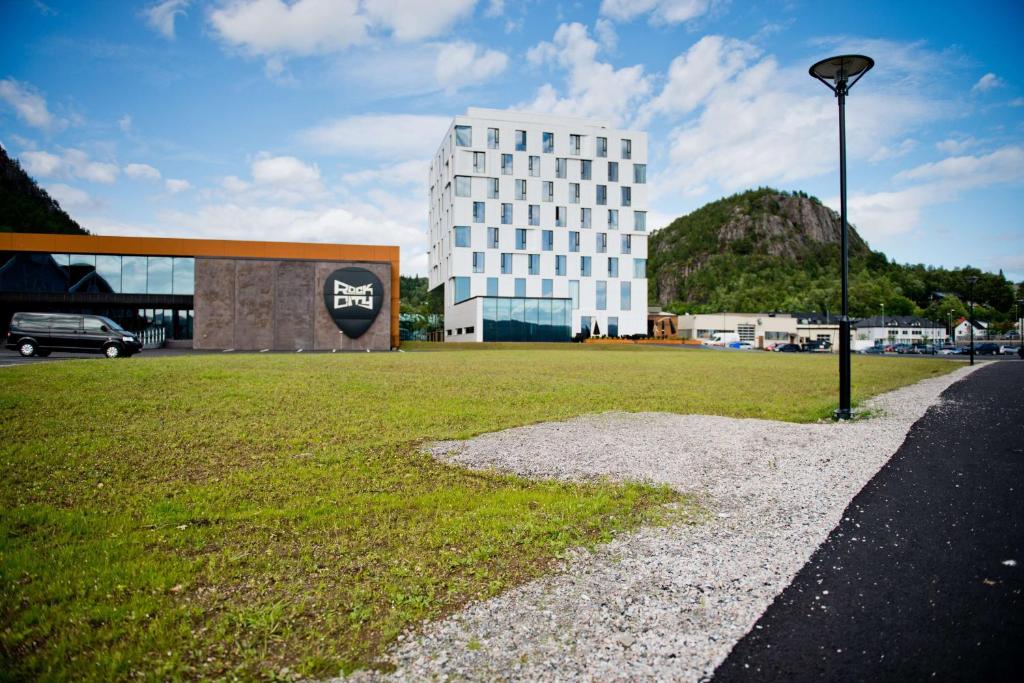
323 267 384 339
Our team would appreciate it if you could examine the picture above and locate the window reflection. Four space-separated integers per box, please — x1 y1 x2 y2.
481 297 571 342
96 255 122 292
122 256 147 293
147 257 173 294
172 258 194 295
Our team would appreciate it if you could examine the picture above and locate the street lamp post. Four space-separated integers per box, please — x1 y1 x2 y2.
880 302 885 349
967 275 978 366
810 55 874 420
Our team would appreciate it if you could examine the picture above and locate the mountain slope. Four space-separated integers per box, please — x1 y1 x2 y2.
648 188 1017 321
0 146 88 235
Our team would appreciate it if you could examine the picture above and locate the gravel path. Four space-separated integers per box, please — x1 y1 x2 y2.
340 364 979 682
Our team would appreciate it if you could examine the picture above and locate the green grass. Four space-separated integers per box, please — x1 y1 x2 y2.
0 346 958 680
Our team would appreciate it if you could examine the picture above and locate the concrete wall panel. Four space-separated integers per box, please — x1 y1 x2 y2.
274 261 314 350
194 258 235 350
233 260 275 351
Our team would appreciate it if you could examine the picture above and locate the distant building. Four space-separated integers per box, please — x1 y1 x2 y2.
953 317 987 340
428 108 649 342
852 315 947 346
646 307 678 339
677 312 808 348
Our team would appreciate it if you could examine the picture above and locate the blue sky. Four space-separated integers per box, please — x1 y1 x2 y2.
1 0 1022 280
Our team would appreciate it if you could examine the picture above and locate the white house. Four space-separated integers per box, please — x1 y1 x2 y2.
427 108 649 341
953 318 987 341
853 315 947 346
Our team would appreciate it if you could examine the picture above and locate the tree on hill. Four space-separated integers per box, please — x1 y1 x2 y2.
0 145 88 235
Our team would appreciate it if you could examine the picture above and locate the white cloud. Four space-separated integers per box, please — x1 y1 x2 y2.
971 72 1004 93
600 0 714 25
895 146 1024 185
1010 97 1024 107
435 42 508 93
868 138 916 163
124 163 162 180
363 0 476 43
45 183 94 210
297 113 451 159
251 153 321 187
209 0 476 57
523 22 652 127
118 114 133 133
0 78 65 132
210 0 369 56
594 18 617 51
485 0 504 17
221 175 251 192
165 178 192 193
935 137 977 155
143 0 190 39
20 148 118 183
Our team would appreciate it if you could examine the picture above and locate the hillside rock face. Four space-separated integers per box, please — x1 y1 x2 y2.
650 190 868 307
0 146 87 235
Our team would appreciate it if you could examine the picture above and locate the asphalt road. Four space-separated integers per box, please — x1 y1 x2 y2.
713 360 1024 682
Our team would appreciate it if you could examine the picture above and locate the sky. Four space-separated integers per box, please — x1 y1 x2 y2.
1 0 1022 280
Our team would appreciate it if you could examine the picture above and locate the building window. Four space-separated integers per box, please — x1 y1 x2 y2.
515 129 527 151
581 315 592 334
529 253 540 275
488 177 499 199
528 204 540 226
455 125 472 147
569 280 580 310
634 163 646 184
473 251 485 273
542 278 553 297
621 186 631 207
501 203 512 224
738 324 756 342
634 210 647 231
515 179 527 200
608 257 619 278
542 181 554 202
608 209 618 229
543 131 554 153
501 252 512 274
569 231 580 253
488 226 500 248
633 258 646 279
455 226 470 247
542 230 554 251
621 234 632 254
487 277 498 296
596 185 607 205
596 136 607 157
580 159 592 180
501 153 513 175
570 134 581 155
556 254 566 276
516 228 527 250
529 155 540 177
620 281 631 310
608 161 619 182
473 201 485 223
488 127 500 149
465 326 475 334
556 158 567 178
581 207 592 229
596 281 607 310
622 138 632 159
581 255 592 276
596 232 607 253
515 278 526 297
453 276 470 302
555 206 566 227
473 151 486 173
569 182 580 204
455 175 471 197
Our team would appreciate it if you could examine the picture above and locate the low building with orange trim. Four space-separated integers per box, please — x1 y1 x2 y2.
0 233 400 351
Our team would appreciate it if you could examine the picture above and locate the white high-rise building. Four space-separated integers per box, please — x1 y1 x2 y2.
428 108 649 342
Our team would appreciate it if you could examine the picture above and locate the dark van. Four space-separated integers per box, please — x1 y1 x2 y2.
5 312 142 358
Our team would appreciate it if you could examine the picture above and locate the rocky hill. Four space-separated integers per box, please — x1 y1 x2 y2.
648 188 1018 322
0 145 88 235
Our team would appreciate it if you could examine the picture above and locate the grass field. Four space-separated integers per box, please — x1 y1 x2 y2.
0 346 958 680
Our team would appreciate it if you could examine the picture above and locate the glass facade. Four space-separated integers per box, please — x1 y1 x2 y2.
482 297 572 342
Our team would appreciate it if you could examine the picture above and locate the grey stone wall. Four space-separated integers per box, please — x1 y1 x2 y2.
194 258 392 351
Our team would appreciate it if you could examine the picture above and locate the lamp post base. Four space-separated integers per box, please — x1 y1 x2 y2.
834 407 854 421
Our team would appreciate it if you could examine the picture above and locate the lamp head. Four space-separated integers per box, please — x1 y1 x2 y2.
810 54 874 94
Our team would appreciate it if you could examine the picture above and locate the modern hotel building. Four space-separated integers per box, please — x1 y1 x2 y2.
428 108 648 341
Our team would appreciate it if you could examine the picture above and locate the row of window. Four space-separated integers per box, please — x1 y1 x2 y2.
458 156 646 183
481 297 573 342
455 226 645 253
452 276 635 311
456 206 647 231
457 125 636 159
473 253 637 278
0 252 195 295
457 177 641 206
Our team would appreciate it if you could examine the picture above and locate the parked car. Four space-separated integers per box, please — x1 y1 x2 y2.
893 343 914 354
775 343 802 352
858 346 886 354
1000 345 1020 355
5 312 142 358
802 340 833 353
910 344 937 355
975 343 1000 356
727 341 754 350
937 345 959 355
